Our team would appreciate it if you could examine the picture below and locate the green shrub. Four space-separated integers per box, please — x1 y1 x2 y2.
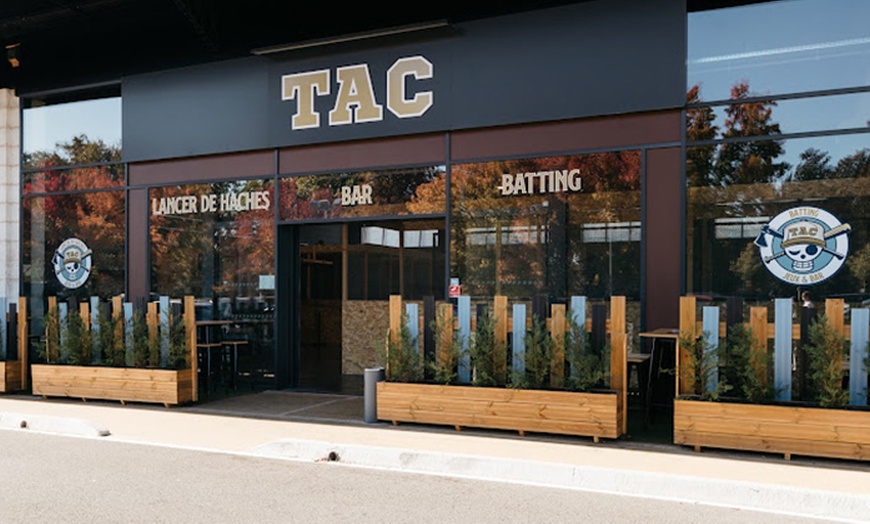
513 316 552 389
167 313 188 370
469 310 502 387
805 314 849 408
679 328 730 401
383 311 422 383
721 324 774 403
563 316 608 392
428 307 464 385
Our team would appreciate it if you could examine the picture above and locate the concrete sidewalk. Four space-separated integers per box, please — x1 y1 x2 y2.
1 392 869 522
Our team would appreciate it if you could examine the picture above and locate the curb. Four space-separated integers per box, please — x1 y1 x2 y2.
0 411 111 438
251 438 870 523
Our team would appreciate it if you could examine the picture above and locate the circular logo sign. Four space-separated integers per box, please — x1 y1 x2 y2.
52 238 93 289
755 206 850 285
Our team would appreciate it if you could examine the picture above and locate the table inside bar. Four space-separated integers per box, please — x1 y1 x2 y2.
195 320 233 396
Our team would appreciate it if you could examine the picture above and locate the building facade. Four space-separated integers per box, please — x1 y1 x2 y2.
7 0 870 393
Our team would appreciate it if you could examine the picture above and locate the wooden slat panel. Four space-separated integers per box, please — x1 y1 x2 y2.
494 295 508 385
0 361 22 392
147 302 158 346
674 430 870 461
674 399 870 427
18 297 27 390
375 391 616 411
31 364 192 405
388 295 402 379
678 296 696 395
675 415 870 444
376 382 620 439
826 298 845 376
377 408 618 438
674 400 870 460
749 306 768 387
379 395 616 421
184 296 197 402
378 382 617 405
550 304 565 389
31 365 184 382
47 296 58 362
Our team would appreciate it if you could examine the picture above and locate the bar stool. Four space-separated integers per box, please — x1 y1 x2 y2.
627 351 653 426
221 339 249 390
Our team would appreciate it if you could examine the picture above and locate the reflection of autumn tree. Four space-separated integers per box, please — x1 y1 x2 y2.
686 84 718 187
217 181 274 296
730 243 766 295
281 168 446 220
834 148 870 179
450 153 640 300
714 82 788 186
150 181 275 302
23 135 126 301
24 134 121 169
25 191 126 300
150 184 215 298
406 174 446 214
792 148 834 181
685 84 870 297
24 135 123 194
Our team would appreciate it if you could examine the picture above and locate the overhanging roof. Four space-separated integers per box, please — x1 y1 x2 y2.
0 0 580 95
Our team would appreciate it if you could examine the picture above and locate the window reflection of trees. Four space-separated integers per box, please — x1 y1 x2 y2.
279 166 446 221
687 81 870 301
450 153 641 301
22 135 127 303
23 191 126 300
150 180 275 306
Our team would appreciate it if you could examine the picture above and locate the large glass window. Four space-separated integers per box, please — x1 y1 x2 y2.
23 92 122 170
279 165 446 222
688 133 870 301
346 220 445 301
150 179 275 385
450 152 641 301
23 191 126 302
687 0 870 304
689 0 870 101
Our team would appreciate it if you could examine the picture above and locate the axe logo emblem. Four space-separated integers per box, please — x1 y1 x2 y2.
756 207 850 285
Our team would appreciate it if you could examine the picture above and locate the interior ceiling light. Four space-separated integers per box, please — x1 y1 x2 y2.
251 20 450 55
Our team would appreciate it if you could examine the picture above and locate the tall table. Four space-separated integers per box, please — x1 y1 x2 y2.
195 320 233 396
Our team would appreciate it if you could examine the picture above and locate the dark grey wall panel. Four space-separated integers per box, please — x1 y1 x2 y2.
123 0 685 163
449 0 685 127
123 57 272 162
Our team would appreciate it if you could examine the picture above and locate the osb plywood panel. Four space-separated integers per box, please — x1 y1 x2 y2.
342 300 389 375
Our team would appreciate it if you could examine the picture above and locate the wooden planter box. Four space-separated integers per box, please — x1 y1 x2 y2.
674 398 870 461
0 360 24 393
31 364 195 407
377 382 621 441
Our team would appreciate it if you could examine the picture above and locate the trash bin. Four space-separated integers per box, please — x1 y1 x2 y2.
363 367 385 423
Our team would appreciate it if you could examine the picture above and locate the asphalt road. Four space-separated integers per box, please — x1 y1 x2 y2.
0 430 840 524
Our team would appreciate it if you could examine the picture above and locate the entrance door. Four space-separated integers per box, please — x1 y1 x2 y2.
298 225 343 392
291 219 446 393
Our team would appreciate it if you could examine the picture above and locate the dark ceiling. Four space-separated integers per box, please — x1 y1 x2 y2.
0 0 755 95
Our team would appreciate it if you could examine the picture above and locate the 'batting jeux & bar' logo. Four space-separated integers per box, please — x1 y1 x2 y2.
52 238 93 289
754 206 850 285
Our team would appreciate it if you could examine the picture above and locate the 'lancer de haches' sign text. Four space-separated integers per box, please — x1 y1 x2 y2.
151 190 271 216
498 169 583 196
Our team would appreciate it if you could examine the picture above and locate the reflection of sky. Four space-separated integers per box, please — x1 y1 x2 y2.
689 0 870 171
23 97 121 156
689 0 870 100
